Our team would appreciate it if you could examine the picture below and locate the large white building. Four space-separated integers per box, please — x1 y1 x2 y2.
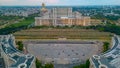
35 4 91 26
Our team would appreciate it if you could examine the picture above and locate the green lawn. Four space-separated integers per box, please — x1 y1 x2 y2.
14 28 112 41
0 17 34 34
5 18 34 28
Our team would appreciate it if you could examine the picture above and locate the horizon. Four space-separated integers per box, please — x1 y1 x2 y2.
0 0 120 6
1 5 120 7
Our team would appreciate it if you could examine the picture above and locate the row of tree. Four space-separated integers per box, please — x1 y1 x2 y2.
36 58 54 68
91 13 120 21
85 23 120 35
73 59 90 68
103 42 110 52
16 41 23 51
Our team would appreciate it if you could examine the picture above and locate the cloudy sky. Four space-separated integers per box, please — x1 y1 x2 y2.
0 0 120 6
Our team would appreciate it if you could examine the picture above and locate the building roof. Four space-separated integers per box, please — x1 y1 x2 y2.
91 35 120 68
0 35 35 68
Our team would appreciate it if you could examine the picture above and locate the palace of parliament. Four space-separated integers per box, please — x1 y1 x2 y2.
35 3 91 26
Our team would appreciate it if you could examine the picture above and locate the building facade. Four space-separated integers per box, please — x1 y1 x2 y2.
0 35 36 68
90 35 120 68
35 5 91 26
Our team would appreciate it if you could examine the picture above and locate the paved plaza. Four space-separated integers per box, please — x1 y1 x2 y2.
25 41 102 65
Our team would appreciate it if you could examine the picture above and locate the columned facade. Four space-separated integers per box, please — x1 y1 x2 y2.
35 17 90 26
35 7 91 26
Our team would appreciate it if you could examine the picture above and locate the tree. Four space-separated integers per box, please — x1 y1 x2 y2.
103 42 109 52
35 58 43 68
73 59 90 68
35 58 54 68
85 59 90 68
73 64 85 68
44 63 54 68
16 41 23 51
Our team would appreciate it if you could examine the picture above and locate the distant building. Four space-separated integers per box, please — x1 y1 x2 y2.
35 3 91 26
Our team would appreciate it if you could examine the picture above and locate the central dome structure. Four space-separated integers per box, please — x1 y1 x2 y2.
41 3 48 12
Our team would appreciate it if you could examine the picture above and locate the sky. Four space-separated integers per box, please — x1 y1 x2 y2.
0 0 120 6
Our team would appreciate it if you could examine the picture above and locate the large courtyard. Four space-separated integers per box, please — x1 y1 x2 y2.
24 41 103 65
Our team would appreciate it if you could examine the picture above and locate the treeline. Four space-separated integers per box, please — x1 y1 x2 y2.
103 42 110 52
32 24 120 36
16 41 24 51
91 13 120 21
73 59 90 68
36 58 54 68
86 24 120 35
34 24 120 35
36 58 90 68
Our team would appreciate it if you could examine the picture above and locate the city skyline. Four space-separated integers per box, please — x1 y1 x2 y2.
0 0 120 6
